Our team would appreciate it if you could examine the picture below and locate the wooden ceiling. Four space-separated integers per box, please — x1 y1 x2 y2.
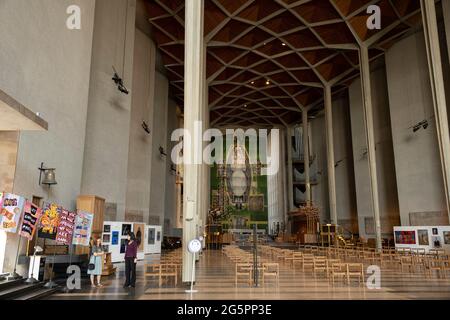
145 0 422 127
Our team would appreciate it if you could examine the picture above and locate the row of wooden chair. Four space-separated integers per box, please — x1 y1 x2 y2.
144 249 182 287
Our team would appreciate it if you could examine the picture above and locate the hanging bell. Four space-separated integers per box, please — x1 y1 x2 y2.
42 169 57 185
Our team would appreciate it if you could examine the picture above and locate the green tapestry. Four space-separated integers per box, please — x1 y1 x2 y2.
209 134 268 231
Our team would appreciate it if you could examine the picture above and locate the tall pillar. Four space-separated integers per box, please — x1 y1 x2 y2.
183 0 205 283
286 127 294 235
286 127 294 211
324 85 338 226
443 0 450 65
421 0 450 222
302 109 311 203
359 46 382 250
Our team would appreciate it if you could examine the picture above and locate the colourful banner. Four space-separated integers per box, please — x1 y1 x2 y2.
19 201 43 240
72 211 93 247
38 203 61 240
56 209 77 245
0 193 25 233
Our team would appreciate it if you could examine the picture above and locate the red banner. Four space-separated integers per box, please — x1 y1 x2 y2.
56 209 76 245
19 201 42 241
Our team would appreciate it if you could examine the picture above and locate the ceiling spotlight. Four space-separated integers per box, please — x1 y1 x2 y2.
250 81 255 85
266 80 270 85
112 66 129 95
281 42 286 46
244 104 248 108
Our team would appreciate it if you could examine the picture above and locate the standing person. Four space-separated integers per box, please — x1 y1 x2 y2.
123 232 138 288
88 237 105 288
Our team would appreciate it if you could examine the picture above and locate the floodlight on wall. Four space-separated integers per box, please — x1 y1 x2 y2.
142 120 151 134
159 146 167 158
38 162 57 187
112 66 129 95
411 120 429 133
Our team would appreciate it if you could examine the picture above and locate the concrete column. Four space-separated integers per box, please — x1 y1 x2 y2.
443 0 450 65
359 46 382 250
183 0 205 283
302 109 311 203
286 127 294 211
324 85 338 225
421 0 450 222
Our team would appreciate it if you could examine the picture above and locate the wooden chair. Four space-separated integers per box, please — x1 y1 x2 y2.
330 263 347 284
159 264 178 287
144 263 161 285
425 258 444 278
291 252 303 267
313 258 327 277
400 256 414 273
326 259 341 278
301 254 315 272
347 263 364 285
262 263 279 285
235 263 252 286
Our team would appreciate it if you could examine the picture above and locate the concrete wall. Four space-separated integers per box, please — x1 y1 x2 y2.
0 0 96 273
349 66 400 240
332 96 358 234
124 28 156 224
310 114 329 223
148 71 169 226
386 31 448 226
164 99 179 235
81 0 136 221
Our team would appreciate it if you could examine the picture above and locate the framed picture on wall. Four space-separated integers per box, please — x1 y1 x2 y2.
120 239 127 253
103 225 111 233
157 231 161 242
395 231 416 245
103 234 111 243
418 230 429 246
443 231 450 245
148 228 155 245
112 231 119 245
121 224 132 236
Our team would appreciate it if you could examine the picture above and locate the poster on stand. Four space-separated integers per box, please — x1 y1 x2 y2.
56 209 77 245
72 211 93 247
133 223 145 253
0 193 25 233
0 192 3 226
19 201 43 240
38 203 61 240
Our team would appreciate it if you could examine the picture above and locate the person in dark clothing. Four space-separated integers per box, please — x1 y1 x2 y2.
123 232 138 288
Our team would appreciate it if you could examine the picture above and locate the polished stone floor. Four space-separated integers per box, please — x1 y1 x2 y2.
50 250 450 300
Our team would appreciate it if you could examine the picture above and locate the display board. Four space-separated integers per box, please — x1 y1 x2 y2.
145 225 162 255
103 221 161 262
19 201 42 241
0 193 25 233
394 226 450 253
38 203 61 240
72 211 93 246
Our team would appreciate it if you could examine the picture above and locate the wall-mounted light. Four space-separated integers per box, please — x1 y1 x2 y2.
112 66 129 95
159 146 167 157
334 159 344 168
142 121 150 134
412 120 429 133
38 162 57 187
